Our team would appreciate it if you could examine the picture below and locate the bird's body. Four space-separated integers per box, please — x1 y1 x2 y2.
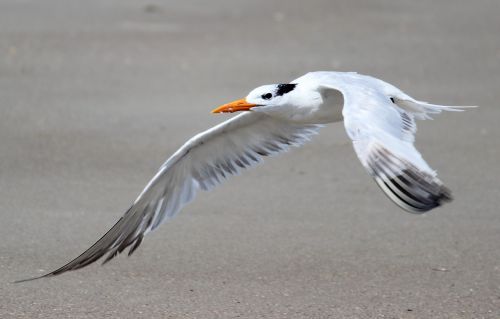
18 71 474 282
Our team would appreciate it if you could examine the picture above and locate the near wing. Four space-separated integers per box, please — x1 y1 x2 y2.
18 112 321 282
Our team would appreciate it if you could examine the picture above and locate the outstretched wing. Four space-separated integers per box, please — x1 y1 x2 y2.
344 99 457 213
18 112 321 282
317 73 473 213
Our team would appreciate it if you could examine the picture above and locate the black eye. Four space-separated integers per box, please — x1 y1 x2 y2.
261 93 272 100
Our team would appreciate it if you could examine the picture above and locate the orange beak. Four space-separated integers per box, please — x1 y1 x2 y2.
211 98 257 113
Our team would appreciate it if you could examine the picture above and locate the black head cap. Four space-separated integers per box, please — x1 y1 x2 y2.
275 83 297 96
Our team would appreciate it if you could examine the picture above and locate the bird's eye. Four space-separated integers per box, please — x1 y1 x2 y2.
261 93 272 100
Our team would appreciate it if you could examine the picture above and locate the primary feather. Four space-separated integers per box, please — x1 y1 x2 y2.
17 113 320 282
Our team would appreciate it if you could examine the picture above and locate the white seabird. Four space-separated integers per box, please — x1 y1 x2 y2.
18 71 475 282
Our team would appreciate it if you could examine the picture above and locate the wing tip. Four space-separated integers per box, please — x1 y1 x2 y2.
375 174 453 214
367 145 454 214
13 272 55 284
15 205 150 282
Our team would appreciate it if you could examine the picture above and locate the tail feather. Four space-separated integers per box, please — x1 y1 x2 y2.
392 97 477 119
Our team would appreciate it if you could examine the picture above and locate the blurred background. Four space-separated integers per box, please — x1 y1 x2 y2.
1 0 499 318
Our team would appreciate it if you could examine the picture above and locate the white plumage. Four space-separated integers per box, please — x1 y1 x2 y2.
18 71 474 281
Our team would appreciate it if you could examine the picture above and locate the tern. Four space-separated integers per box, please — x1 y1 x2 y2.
18 71 474 282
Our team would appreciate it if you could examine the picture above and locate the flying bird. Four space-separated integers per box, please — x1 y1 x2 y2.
18 71 474 282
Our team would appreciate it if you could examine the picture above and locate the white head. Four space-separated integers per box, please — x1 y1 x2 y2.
245 83 298 107
211 81 329 123
212 82 316 110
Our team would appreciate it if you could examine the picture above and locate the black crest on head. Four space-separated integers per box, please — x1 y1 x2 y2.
275 83 297 96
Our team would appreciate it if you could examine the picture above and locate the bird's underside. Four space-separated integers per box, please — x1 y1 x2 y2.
16 71 474 282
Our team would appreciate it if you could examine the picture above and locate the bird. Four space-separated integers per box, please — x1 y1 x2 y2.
17 71 474 282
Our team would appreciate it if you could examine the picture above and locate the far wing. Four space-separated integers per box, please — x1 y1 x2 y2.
321 79 457 214
18 112 321 281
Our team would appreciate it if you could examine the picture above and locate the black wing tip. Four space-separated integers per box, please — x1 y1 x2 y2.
376 174 453 214
396 177 453 213
367 144 454 214
15 209 147 283
15 234 145 283
436 184 453 203
13 273 55 284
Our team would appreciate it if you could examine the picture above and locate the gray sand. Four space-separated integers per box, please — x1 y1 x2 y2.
1 0 499 318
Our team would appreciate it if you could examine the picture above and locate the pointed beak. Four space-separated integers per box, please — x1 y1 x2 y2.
211 98 257 113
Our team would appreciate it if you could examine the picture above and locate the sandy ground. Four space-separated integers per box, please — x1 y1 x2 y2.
1 0 499 318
